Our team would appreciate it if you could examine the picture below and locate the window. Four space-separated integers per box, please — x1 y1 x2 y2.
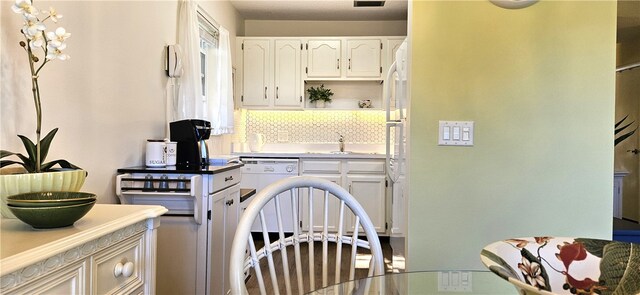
197 10 219 120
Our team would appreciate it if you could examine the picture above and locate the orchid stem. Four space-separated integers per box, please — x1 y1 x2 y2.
26 41 42 173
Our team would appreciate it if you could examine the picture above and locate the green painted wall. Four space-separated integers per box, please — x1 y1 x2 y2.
408 1 616 271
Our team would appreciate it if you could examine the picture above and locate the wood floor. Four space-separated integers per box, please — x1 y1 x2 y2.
243 237 393 294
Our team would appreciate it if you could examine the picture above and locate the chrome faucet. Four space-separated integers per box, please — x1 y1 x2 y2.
337 133 345 152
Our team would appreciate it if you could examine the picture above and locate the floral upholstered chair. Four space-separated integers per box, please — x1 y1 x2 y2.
481 237 640 295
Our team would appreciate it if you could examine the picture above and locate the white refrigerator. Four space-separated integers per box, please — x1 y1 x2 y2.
385 39 408 272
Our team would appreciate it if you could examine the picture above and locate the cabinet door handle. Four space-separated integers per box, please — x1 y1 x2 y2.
225 176 234 182
276 86 279 99
337 59 340 69
348 58 351 70
226 199 234 206
264 86 268 99
348 183 352 193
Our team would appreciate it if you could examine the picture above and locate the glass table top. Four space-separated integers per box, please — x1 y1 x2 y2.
307 271 518 294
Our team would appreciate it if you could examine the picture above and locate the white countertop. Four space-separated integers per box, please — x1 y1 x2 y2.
0 204 167 275
233 151 386 159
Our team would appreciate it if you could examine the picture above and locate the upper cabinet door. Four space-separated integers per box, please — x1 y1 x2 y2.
242 39 271 107
307 40 342 78
346 39 382 78
386 38 404 71
274 40 303 108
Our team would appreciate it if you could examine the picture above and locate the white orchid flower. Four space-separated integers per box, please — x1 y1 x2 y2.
28 31 45 48
21 14 45 39
42 7 62 22
12 0 38 17
46 44 70 61
46 27 71 48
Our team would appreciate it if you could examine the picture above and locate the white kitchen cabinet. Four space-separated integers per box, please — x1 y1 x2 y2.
306 38 382 80
306 39 342 78
239 38 304 109
386 38 405 73
346 39 382 78
274 40 304 107
241 39 271 107
0 205 166 295
300 174 343 233
300 158 387 234
346 174 386 233
209 181 240 295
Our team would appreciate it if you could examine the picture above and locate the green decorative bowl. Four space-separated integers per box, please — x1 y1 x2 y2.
7 192 96 208
8 200 96 229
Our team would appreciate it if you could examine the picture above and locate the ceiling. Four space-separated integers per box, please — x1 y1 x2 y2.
229 0 640 42
229 0 408 21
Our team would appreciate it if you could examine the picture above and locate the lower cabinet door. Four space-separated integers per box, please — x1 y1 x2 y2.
346 174 386 233
6 261 87 295
300 174 342 233
92 233 145 294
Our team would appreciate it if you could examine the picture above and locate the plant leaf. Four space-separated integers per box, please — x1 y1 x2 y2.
615 128 637 146
0 160 28 170
0 150 19 159
17 134 36 163
481 249 520 280
615 121 635 135
615 115 630 128
598 242 640 295
38 128 58 163
41 159 82 172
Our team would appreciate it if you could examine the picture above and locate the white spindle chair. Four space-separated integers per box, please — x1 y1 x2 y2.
229 176 385 295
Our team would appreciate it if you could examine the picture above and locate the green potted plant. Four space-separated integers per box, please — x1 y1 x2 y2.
307 84 334 108
0 0 85 218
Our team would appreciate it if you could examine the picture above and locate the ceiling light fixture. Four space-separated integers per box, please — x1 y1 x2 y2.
354 0 386 7
490 0 538 9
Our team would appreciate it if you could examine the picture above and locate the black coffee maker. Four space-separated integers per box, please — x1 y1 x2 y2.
170 119 211 167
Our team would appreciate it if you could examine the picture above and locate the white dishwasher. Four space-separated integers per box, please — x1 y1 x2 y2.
239 158 299 232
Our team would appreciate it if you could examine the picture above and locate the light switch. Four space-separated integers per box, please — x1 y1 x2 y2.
438 121 474 146
452 126 461 140
443 126 451 140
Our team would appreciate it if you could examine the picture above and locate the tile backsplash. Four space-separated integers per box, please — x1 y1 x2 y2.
244 110 385 144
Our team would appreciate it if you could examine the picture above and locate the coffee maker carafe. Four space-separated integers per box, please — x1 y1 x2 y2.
170 119 211 167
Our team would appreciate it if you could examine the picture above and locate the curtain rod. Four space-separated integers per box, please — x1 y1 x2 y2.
197 5 220 30
616 61 640 72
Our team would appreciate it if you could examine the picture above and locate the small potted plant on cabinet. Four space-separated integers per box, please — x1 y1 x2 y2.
307 84 334 108
0 0 85 218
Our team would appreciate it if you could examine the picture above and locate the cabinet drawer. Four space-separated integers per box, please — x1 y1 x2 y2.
346 160 385 174
301 160 342 174
92 234 145 295
5 261 87 295
210 168 241 193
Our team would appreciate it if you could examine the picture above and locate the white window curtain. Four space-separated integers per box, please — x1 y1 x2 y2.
177 0 203 120
207 26 234 135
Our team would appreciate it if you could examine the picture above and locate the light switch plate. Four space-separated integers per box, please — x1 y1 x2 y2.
439 121 474 146
438 271 472 292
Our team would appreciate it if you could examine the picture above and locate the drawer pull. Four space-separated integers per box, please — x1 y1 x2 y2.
225 176 234 182
226 199 235 206
114 261 135 278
